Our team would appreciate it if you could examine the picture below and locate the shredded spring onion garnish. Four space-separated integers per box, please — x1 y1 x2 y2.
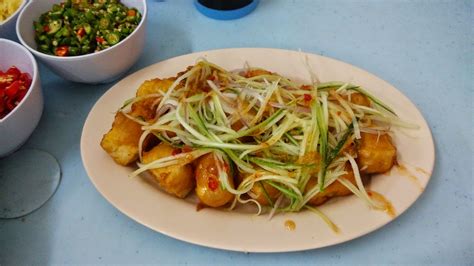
122 60 416 219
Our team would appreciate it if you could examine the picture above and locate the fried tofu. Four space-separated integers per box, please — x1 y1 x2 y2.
249 180 280 206
101 78 175 166
195 153 234 207
131 78 176 120
135 78 175 97
357 132 397 174
307 164 357 206
348 92 371 107
243 68 273 78
142 143 194 198
100 112 143 166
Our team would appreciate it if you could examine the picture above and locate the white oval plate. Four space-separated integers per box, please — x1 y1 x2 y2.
81 48 435 252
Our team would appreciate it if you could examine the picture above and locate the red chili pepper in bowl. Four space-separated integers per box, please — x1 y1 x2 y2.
55 46 69 57
0 66 32 119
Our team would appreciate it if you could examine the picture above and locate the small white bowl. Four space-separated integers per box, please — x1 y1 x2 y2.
0 38 43 157
0 0 27 40
16 0 147 84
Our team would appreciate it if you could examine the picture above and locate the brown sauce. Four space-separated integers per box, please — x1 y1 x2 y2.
284 220 296 231
415 167 430 175
367 191 396 218
395 164 424 191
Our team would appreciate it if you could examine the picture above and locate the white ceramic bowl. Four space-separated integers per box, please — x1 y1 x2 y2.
16 0 147 84
0 38 43 157
0 0 27 40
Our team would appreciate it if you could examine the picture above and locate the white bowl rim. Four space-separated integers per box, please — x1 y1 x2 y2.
0 38 39 123
0 0 27 26
16 0 147 60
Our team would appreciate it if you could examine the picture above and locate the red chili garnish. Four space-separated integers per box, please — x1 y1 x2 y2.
182 145 193 153
304 94 312 101
0 99 4 113
5 81 20 98
43 25 50 33
171 148 182 156
301 85 312 90
17 90 27 102
19 73 32 88
208 176 219 191
96 36 105 44
0 66 32 119
6 98 15 111
55 46 69 56
77 27 85 38
222 162 229 173
6 66 21 80
127 9 136 17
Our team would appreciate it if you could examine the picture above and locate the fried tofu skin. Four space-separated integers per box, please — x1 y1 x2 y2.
131 78 176 121
100 112 142 166
101 78 175 166
357 132 397 174
307 164 357 206
142 143 195 198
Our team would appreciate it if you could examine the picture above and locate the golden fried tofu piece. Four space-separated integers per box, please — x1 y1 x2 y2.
195 153 234 207
249 180 280 206
101 78 176 166
357 132 397 174
142 143 194 198
243 68 273 78
131 78 176 120
136 78 175 97
307 164 356 206
101 112 142 166
348 92 371 107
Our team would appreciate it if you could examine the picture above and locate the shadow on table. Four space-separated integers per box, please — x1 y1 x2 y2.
0 198 58 264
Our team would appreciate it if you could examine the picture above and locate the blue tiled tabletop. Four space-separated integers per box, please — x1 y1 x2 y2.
1 0 472 264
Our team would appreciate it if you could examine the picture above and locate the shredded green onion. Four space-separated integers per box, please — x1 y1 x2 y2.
120 59 417 226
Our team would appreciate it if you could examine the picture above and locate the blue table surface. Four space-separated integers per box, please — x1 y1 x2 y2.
1 0 472 264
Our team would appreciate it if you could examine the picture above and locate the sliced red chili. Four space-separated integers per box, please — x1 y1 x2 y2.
5 81 20 98
171 148 182 156
0 75 13 89
127 9 136 17
17 90 27 102
304 94 312 101
19 73 32 88
96 36 105 44
55 46 69 56
6 66 21 80
0 66 32 118
6 98 16 111
208 176 219 191
182 145 193 153
222 162 229 173
77 27 85 38
0 99 5 114
43 25 50 33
